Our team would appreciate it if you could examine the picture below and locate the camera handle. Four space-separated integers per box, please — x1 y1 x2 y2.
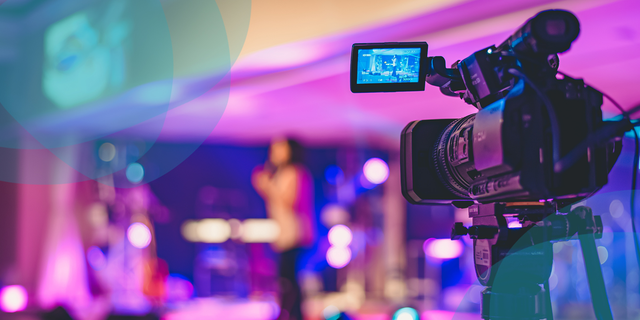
451 202 613 320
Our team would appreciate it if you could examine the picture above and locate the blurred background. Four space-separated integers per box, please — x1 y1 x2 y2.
0 0 639 319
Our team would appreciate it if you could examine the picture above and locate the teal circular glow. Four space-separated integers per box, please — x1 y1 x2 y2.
393 307 419 320
126 163 144 183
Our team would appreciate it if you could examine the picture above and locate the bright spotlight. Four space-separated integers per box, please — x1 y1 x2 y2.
181 220 201 242
326 246 351 269
423 238 464 260
363 158 389 184
328 224 352 247
393 307 419 320
197 219 231 243
0 285 28 313
241 219 280 243
127 222 152 249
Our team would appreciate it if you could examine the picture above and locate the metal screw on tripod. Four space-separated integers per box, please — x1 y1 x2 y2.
451 222 468 240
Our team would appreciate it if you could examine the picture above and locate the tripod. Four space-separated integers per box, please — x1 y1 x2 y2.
451 202 613 320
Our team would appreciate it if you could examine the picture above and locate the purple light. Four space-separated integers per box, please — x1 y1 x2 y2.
363 158 389 184
127 222 152 249
328 224 352 247
0 285 28 313
423 238 464 260
506 217 522 229
326 246 352 269
87 246 107 270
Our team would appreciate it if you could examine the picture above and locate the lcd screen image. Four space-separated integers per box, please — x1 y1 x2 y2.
356 48 421 84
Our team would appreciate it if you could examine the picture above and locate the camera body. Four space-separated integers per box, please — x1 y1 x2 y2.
401 76 619 204
350 10 622 205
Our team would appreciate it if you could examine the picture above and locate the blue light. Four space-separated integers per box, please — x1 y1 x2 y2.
126 162 144 183
487 48 493 54
325 165 344 185
393 307 419 320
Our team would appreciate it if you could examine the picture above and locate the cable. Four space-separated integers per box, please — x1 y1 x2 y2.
630 128 640 271
507 68 562 173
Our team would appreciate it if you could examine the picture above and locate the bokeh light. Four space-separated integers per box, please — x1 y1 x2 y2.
127 222 152 249
325 165 345 185
0 285 28 313
87 246 107 270
126 163 145 184
328 224 353 247
423 238 464 260
326 246 352 269
323 305 341 320
197 219 231 243
393 307 419 320
362 158 389 184
98 142 116 162
609 199 624 218
597 246 609 264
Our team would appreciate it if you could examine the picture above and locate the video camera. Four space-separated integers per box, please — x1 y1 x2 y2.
350 10 628 207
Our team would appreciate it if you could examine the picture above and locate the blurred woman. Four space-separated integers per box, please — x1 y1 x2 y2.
252 137 315 320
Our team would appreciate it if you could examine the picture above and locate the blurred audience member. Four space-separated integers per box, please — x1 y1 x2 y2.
252 137 316 320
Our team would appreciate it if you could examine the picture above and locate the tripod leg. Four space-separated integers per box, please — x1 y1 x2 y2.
543 280 554 320
579 233 614 320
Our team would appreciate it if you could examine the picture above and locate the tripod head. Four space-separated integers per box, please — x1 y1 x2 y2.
451 202 611 320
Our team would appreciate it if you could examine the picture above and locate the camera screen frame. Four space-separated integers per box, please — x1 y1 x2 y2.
350 42 428 93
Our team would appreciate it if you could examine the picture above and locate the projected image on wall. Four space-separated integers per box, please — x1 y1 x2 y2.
42 1 132 109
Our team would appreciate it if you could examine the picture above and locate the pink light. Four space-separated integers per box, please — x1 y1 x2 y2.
423 238 464 260
127 222 152 249
0 285 28 313
326 246 352 269
328 224 352 247
363 158 389 184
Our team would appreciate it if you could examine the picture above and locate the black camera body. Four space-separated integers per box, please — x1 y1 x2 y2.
401 76 620 205
349 9 622 205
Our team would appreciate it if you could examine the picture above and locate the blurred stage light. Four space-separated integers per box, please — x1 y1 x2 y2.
228 218 244 240
127 222 152 248
609 199 624 218
98 142 116 162
325 165 345 185
326 246 351 269
320 204 350 227
363 158 389 184
181 219 201 242
87 246 107 270
328 225 352 247
597 246 609 264
393 307 419 320
241 219 280 243
359 173 377 190
0 285 28 313
423 238 464 260
323 305 340 320
197 219 231 243
126 162 145 183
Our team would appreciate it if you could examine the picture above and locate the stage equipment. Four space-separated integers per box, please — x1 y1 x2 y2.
351 9 639 320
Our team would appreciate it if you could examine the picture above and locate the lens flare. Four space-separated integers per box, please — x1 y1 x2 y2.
363 158 389 184
127 222 152 249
